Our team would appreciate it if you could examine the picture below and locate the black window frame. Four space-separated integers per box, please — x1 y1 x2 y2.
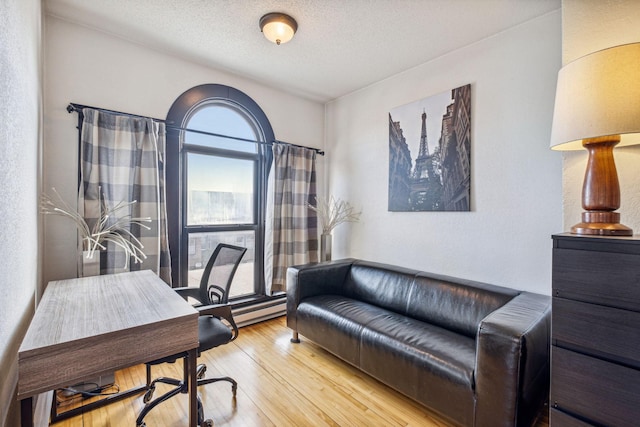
165 84 274 297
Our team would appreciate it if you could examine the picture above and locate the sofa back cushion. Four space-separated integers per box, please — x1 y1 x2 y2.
408 273 519 337
343 261 417 315
342 261 519 338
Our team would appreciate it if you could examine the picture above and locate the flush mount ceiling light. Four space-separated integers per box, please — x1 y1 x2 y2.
259 12 297 45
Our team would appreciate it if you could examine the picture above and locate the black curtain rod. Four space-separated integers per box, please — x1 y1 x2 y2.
66 103 324 156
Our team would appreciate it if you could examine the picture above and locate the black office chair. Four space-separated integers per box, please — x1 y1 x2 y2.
176 243 249 305
136 244 247 427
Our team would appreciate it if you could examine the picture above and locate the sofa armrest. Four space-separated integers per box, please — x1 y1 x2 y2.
286 259 355 332
474 292 551 427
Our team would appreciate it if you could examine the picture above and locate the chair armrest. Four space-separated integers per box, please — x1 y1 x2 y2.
173 286 203 303
474 292 551 427
286 259 355 332
198 304 238 341
207 285 225 304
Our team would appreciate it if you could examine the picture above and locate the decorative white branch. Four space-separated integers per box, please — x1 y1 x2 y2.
41 187 152 268
309 195 361 235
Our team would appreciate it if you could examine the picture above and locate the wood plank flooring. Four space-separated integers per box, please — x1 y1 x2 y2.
52 316 549 426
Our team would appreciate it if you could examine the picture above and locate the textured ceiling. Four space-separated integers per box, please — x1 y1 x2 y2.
45 0 561 103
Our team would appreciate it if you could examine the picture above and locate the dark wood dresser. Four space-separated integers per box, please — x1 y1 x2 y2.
551 234 640 426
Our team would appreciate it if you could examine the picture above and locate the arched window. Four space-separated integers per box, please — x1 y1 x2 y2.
166 84 274 299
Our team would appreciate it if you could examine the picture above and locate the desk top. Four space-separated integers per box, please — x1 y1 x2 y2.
18 270 199 397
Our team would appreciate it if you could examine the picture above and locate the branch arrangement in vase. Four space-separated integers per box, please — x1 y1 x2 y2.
41 187 151 267
309 195 361 235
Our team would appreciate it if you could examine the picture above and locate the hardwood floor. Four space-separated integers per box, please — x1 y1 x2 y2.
52 316 549 426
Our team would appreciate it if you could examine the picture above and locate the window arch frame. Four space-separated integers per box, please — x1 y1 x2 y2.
166 84 274 292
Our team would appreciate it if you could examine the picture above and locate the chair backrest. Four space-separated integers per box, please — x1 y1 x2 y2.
199 243 247 304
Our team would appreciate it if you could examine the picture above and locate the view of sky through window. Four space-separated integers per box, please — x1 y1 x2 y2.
186 104 258 152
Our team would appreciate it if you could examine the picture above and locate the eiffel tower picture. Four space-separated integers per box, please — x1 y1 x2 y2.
389 84 471 212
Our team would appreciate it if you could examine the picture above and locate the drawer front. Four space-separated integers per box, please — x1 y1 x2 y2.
550 408 595 427
552 248 640 311
553 298 640 368
551 347 640 427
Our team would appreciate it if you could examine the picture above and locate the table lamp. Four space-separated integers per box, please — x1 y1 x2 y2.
550 42 640 236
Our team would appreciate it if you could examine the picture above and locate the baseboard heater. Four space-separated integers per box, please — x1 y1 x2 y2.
232 297 286 328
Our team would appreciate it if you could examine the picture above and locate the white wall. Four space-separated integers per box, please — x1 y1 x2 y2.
0 0 42 425
43 16 325 284
325 11 562 295
561 0 640 233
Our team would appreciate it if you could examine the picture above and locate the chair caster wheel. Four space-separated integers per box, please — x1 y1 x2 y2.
201 419 214 427
197 365 207 379
137 422 146 427
142 386 155 404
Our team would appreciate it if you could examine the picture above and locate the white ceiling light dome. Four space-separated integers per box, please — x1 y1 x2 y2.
259 12 298 45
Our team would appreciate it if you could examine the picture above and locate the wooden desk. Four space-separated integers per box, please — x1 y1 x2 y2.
18 270 199 426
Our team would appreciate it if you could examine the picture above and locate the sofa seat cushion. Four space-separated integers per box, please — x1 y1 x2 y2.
296 294 477 423
296 295 393 366
360 313 476 388
360 313 477 425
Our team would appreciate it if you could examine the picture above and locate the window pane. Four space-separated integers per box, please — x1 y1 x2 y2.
187 153 254 225
185 104 258 152
187 231 255 298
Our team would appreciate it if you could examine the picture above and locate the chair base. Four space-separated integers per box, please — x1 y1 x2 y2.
137 394 212 427
136 363 237 427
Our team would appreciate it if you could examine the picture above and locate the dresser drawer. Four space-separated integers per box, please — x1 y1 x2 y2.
553 297 640 368
553 248 640 311
551 346 640 427
550 408 594 427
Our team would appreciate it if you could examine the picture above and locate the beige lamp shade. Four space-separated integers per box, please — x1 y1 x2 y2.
550 42 640 151
260 13 297 45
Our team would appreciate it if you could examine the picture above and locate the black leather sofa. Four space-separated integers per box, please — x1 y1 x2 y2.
286 259 550 427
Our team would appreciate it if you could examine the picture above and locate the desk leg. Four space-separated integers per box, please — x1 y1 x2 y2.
20 397 33 427
187 348 198 427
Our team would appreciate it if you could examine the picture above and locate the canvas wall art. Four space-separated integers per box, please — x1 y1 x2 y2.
388 84 471 212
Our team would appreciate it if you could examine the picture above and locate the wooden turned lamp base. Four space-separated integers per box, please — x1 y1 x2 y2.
571 136 633 236
571 211 633 236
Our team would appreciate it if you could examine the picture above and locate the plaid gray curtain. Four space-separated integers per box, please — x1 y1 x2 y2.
264 143 318 294
79 109 172 284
